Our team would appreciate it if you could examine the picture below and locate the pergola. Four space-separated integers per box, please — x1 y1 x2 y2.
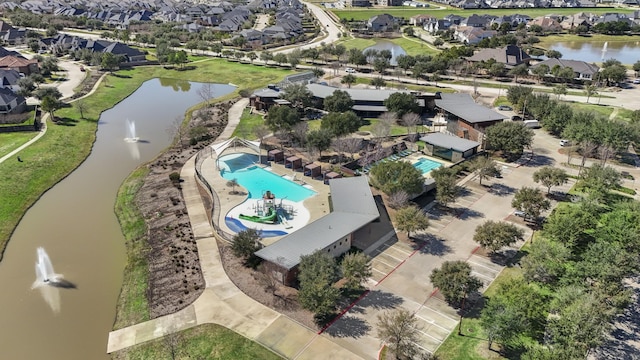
210 137 261 169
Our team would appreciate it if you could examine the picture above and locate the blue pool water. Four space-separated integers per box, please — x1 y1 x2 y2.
219 153 316 202
413 157 443 174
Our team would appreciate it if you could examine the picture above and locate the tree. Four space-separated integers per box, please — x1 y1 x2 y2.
579 164 621 200
401 112 421 137
481 294 527 350
306 128 333 158
40 95 60 122
396 54 416 74
394 205 429 238
542 203 597 249
485 121 534 160
341 252 371 291
384 93 419 119
16 77 36 97
341 74 356 88
34 87 62 101
430 261 482 306
543 103 573 136
521 238 570 285
433 38 444 47
321 111 360 137
376 309 422 360
511 187 550 222
508 64 528 83
311 67 325 78
197 83 215 108
265 105 300 134
323 90 354 113
370 161 424 195
634 60 640 77
101 52 121 72
553 84 568 100
74 99 88 119
273 53 288 66
431 167 459 208
298 251 340 320
231 228 262 262
260 51 273 65
532 64 549 83
388 190 409 209
281 83 313 110
533 167 569 194
584 84 598 103
473 220 525 253
546 49 563 59
226 178 239 194
469 156 500 185
373 57 390 76
370 77 386 89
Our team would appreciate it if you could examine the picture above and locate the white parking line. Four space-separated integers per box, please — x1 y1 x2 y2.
467 259 501 273
415 328 444 342
373 257 398 269
471 271 495 281
414 314 451 331
378 250 407 262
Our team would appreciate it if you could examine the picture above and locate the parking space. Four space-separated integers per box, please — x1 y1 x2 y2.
368 238 415 283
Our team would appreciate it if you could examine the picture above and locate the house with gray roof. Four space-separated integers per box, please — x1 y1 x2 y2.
466 44 531 67
255 176 380 285
530 58 599 81
420 132 480 162
0 87 26 114
435 93 505 142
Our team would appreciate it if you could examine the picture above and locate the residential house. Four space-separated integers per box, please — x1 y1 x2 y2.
344 0 372 7
424 18 452 33
490 14 531 28
560 12 593 30
0 69 22 92
461 14 494 27
255 176 380 285
410 14 435 26
0 55 38 75
454 26 497 45
435 93 505 142
103 42 146 62
527 16 562 32
530 58 599 80
466 44 531 67
368 14 397 32
0 87 26 114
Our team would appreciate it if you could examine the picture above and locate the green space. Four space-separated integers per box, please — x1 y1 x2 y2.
0 132 38 159
114 323 282 360
360 118 408 136
232 108 265 138
338 35 440 56
332 7 634 21
566 101 615 117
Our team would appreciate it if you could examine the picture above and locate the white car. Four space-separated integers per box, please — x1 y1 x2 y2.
634 79 640 84
559 139 570 147
345 67 356 73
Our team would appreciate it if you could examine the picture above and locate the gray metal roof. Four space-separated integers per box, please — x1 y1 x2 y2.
306 83 407 102
254 176 379 270
420 132 480 153
352 104 388 112
435 93 505 124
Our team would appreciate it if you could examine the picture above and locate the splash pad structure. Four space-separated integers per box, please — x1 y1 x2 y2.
238 191 294 228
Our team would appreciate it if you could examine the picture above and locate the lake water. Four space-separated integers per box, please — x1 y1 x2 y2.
0 78 234 360
364 40 407 66
549 40 640 65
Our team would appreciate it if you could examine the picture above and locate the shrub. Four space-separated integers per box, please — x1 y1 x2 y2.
169 172 180 182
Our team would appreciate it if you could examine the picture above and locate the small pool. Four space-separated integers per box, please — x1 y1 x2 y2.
413 157 443 175
219 153 316 202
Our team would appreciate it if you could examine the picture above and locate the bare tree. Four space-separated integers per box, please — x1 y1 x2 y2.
74 99 87 119
388 190 409 209
162 325 183 360
401 112 421 136
292 121 309 149
342 137 363 161
373 112 396 143
598 145 616 166
579 140 598 175
166 116 185 147
197 83 214 108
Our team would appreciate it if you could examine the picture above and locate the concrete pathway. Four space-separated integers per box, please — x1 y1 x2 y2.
107 98 363 359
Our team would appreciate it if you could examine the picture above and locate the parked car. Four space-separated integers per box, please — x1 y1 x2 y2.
345 67 356 73
634 79 640 84
514 210 526 217
511 115 523 121
559 139 570 147
523 119 541 129
497 105 512 111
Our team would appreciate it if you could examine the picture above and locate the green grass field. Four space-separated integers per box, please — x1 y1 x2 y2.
535 33 640 49
232 108 266 138
332 7 634 21
0 131 38 159
115 323 282 360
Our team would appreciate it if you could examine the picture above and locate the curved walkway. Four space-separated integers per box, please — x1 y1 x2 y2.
106 98 363 359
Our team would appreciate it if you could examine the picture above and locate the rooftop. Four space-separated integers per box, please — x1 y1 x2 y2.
435 93 505 124
420 132 481 153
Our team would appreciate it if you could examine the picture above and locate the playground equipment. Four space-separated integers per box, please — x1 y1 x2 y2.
238 191 294 227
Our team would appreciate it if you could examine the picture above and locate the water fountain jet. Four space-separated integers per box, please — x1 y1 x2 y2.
33 247 60 287
601 41 608 60
124 119 139 143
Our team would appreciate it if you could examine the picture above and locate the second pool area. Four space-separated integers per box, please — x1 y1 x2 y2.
412 157 443 175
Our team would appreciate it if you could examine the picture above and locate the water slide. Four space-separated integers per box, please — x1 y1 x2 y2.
239 207 278 224
276 208 293 229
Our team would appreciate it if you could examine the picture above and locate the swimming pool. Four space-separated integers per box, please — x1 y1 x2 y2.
219 153 316 202
412 157 443 175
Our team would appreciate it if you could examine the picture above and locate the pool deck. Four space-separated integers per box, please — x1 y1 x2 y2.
404 153 453 179
200 147 332 246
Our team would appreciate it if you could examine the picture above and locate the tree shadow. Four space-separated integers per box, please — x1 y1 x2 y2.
412 233 452 256
350 289 404 312
488 183 515 197
324 315 371 338
111 73 132 78
53 117 78 126
456 208 484 220
521 153 555 167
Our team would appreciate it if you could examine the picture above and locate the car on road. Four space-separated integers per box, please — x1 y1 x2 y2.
634 79 640 84
497 105 513 111
345 67 356 73
559 139 570 147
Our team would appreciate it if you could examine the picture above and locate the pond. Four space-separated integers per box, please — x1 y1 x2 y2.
0 78 234 360
549 40 640 65
364 40 407 66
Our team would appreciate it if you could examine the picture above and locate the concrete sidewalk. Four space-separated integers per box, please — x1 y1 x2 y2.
107 98 364 359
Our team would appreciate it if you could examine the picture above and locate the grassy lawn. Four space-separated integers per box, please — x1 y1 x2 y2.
332 7 634 21
360 118 408 136
0 131 38 158
232 108 265 138
115 323 282 360
617 108 638 122
566 101 615 117
336 37 377 49
389 36 440 56
435 267 524 360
